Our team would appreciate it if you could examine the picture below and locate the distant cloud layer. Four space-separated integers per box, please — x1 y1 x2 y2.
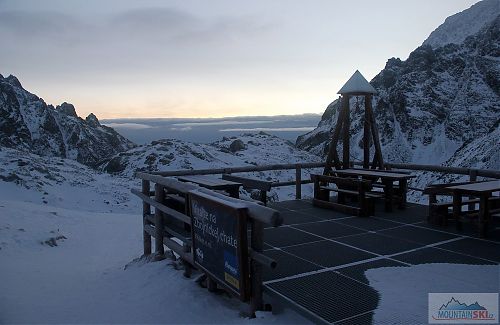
103 122 154 129
0 0 480 119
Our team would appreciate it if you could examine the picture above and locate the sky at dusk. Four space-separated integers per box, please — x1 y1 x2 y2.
0 0 480 119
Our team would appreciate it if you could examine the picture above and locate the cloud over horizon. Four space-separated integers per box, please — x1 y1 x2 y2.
0 0 480 119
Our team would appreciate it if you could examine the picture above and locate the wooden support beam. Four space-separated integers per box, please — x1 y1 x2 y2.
142 180 152 256
154 183 165 259
250 219 265 315
367 100 384 169
131 189 192 225
342 95 350 169
295 164 302 200
363 95 371 169
312 198 361 216
324 97 344 174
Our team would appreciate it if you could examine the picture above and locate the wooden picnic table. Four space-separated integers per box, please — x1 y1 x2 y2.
333 168 415 212
447 180 500 237
177 175 242 198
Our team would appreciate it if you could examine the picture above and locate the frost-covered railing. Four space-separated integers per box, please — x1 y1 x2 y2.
131 173 282 315
144 162 500 199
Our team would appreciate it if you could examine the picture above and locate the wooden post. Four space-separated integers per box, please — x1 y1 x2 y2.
260 190 267 206
342 95 350 169
452 192 462 230
207 276 217 292
324 97 344 174
142 180 152 256
428 193 437 224
358 181 367 217
367 101 384 169
383 179 393 212
295 164 302 200
468 169 478 211
399 179 408 209
250 219 264 315
363 95 371 169
154 183 165 259
478 194 489 238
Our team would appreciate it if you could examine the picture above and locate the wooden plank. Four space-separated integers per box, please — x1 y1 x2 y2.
271 179 313 187
335 169 415 180
320 186 359 196
163 236 194 265
312 174 372 188
178 175 242 189
222 174 272 191
135 173 198 194
131 188 192 225
193 188 282 227
447 181 500 194
312 198 361 216
431 198 480 208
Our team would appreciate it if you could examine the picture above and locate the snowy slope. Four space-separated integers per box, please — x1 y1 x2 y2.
0 199 309 324
0 74 135 167
102 133 323 201
0 141 312 323
0 146 138 213
423 0 500 48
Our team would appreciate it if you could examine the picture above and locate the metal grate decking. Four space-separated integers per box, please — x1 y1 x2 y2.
264 199 500 324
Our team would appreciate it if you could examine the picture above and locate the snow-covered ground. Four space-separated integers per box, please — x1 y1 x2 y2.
0 196 309 324
368 264 500 324
0 145 314 323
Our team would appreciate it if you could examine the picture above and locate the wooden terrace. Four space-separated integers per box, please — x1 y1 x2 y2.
262 199 500 324
132 162 499 325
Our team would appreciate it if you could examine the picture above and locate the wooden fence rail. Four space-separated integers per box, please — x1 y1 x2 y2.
138 162 500 201
132 175 282 316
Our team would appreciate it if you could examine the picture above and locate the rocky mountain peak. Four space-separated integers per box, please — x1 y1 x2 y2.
4 74 22 88
56 102 78 117
423 0 499 49
297 4 499 171
85 113 100 127
0 74 136 167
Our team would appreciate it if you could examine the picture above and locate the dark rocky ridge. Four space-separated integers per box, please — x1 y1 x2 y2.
0 74 135 167
297 12 499 170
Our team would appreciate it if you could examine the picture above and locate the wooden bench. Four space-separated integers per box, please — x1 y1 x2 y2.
178 175 242 198
311 174 383 217
222 174 272 205
424 181 500 226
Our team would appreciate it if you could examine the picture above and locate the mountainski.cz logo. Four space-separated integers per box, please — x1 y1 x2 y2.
429 293 498 324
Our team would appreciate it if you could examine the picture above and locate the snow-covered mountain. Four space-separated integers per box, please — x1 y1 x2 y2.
297 3 500 172
423 0 499 48
101 133 322 200
0 74 135 167
0 146 137 213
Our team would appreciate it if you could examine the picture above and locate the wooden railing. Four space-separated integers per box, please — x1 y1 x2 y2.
132 163 498 313
144 162 500 200
131 174 282 315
